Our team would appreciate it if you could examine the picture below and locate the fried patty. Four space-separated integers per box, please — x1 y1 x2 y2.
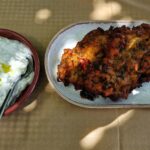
57 23 150 100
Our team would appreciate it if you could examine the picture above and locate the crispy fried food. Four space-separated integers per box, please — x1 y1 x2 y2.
57 23 150 100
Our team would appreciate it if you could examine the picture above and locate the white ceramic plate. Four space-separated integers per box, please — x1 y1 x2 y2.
45 21 150 108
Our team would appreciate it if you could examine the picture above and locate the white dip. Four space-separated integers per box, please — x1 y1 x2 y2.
0 37 34 114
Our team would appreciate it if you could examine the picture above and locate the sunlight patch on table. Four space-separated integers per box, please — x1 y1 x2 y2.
23 100 38 112
80 127 105 150
35 8 52 24
118 109 135 124
90 0 122 20
80 110 134 149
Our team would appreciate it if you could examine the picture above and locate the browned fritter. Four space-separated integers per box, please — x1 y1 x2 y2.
57 23 150 100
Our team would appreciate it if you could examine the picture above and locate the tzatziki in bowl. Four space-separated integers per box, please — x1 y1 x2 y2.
0 29 39 117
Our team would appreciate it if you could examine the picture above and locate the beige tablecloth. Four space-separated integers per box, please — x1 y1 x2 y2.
0 0 150 150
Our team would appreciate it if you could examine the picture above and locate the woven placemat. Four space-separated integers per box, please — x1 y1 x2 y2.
0 0 149 150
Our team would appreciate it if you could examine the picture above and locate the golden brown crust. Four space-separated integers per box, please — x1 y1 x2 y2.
57 23 150 100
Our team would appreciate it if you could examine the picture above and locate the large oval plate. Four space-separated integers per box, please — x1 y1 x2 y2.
45 21 150 108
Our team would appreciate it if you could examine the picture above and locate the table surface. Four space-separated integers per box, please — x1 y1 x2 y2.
0 0 150 150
